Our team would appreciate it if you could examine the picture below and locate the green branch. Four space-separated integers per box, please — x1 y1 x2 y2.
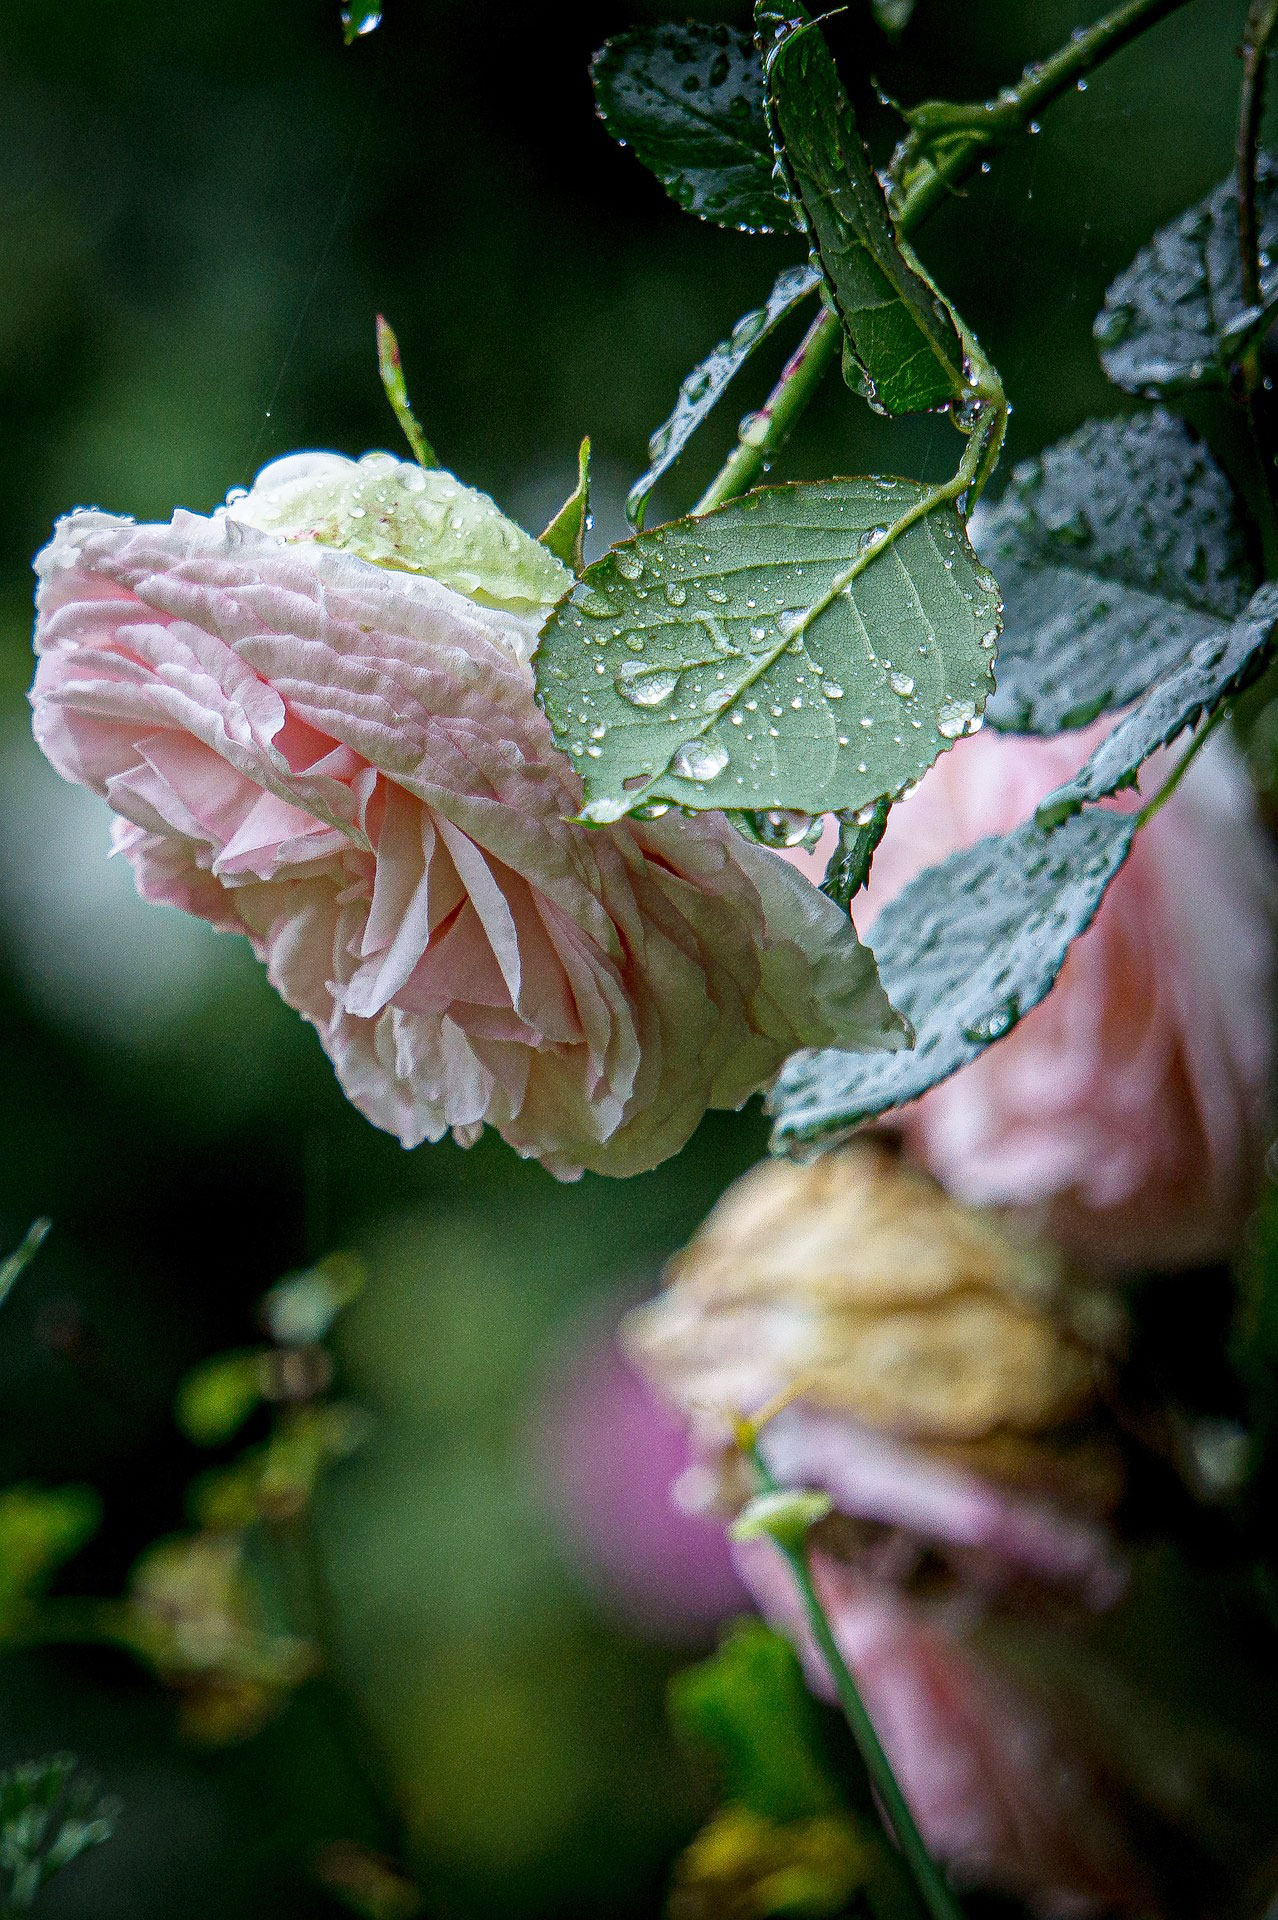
696 0 1193 514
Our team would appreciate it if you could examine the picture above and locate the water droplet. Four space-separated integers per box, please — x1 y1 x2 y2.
664 580 688 606
937 696 979 739
777 608 806 640
747 808 814 848
962 995 1020 1044
821 680 844 699
671 739 730 782
615 662 679 707
706 586 729 604
588 722 607 740
631 801 670 820
858 524 889 555
580 589 619 619
614 549 645 581
889 671 915 697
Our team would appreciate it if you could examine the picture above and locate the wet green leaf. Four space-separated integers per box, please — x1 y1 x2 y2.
670 1621 843 1823
591 24 791 233
341 2 381 45
628 264 821 528
1036 582 1278 825
0 1755 116 1913
980 412 1255 733
769 807 1136 1151
533 478 999 823
763 15 964 414
540 438 592 574
1095 157 1278 393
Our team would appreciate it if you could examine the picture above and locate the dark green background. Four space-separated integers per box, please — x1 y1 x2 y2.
0 0 1255 1912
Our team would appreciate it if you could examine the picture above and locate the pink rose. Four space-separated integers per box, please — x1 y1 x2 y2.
793 727 1276 1267
735 1542 1149 1916
30 455 897 1178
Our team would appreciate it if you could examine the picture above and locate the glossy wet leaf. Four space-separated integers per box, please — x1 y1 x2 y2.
768 807 1136 1151
979 411 1255 733
340 1 381 43
1095 157 1278 393
540 437 592 573
763 16 964 414
591 24 791 233
628 263 821 528
1037 582 1278 825
533 477 1000 823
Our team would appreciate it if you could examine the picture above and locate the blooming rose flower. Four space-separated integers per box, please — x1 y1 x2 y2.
790 726 1277 1269
30 452 900 1178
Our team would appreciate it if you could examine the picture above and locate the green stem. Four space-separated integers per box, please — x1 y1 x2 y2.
696 0 1192 513
1135 705 1228 827
1235 0 1278 574
742 1440 962 1920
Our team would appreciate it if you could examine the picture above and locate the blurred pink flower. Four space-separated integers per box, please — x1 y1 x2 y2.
29 470 897 1178
792 728 1276 1268
530 1314 747 1639
736 1537 1149 1916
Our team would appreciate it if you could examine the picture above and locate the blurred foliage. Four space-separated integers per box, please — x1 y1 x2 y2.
0 0 1269 1914
0 1755 115 1916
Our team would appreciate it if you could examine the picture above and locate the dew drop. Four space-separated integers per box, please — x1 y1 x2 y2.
615 662 679 707
889 671 915 697
614 550 645 581
671 739 730 782
821 680 844 699
664 580 688 606
937 696 979 739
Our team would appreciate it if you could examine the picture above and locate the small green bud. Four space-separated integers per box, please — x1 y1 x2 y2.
729 1487 833 1550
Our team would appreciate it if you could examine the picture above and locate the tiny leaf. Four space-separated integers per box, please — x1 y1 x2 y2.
979 411 1256 734
821 799 891 909
1036 582 1278 825
628 263 821 528
540 438 592 573
670 1621 844 1822
376 316 438 470
591 24 792 233
1095 157 1278 393
533 477 1000 823
0 1220 49 1314
768 807 1136 1151
763 15 965 414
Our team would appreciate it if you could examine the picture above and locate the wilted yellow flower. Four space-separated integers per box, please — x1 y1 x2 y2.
626 1145 1123 1445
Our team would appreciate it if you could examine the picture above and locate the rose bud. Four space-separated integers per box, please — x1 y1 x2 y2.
30 453 900 1178
789 727 1277 1270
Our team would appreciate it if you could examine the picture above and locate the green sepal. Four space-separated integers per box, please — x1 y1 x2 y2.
540 438 592 574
